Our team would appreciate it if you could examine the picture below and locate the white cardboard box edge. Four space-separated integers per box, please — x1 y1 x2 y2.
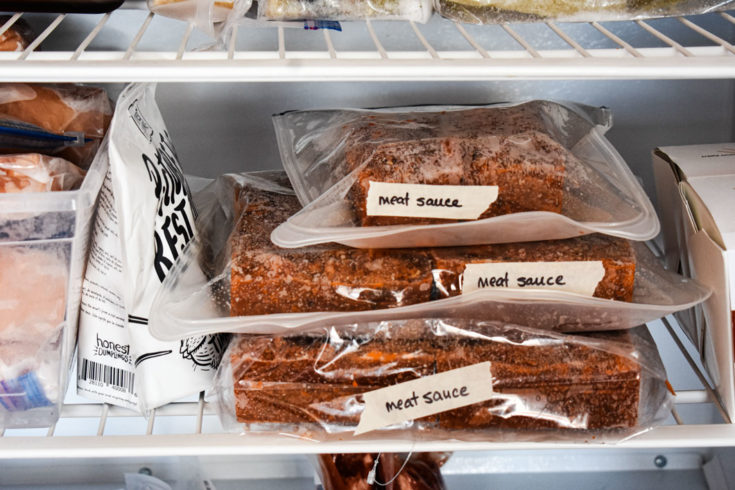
652 147 735 421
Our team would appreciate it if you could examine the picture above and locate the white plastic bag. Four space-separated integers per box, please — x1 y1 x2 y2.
77 83 225 412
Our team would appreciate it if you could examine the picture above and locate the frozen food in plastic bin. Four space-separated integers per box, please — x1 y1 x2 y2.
148 171 710 341
258 0 433 22
434 0 735 24
271 101 660 249
0 153 85 193
214 319 673 443
0 83 113 169
0 124 108 429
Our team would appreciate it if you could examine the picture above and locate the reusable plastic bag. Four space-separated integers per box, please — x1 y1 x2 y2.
272 101 659 249
215 319 673 442
148 171 709 340
434 0 735 24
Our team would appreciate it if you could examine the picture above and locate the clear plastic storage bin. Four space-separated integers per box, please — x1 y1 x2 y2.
0 142 106 429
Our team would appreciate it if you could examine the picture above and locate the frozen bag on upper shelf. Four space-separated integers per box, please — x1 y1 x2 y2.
148 171 709 341
148 0 253 38
0 16 33 51
271 101 659 249
76 83 227 413
0 83 113 169
434 0 734 23
258 0 432 22
213 319 672 442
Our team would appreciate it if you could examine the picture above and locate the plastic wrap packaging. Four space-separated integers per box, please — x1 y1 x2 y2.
0 83 113 169
434 0 735 24
0 127 107 429
0 17 33 51
258 0 432 22
148 0 252 38
76 84 225 413
271 101 659 249
214 319 672 442
148 171 709 340
316 452 449 490
0 153 85 193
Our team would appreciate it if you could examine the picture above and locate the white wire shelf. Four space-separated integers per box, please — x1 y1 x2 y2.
0 7 733 81
0 317 731 459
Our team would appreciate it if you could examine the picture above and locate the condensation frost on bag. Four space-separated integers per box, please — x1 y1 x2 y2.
434 0 734 24
148 171 709 341
213 319 673 443
148 0 252 38
258 0 433 22
271 101 659 249
77 83 225 413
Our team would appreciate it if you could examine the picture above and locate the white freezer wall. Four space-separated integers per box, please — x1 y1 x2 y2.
155 79 735 203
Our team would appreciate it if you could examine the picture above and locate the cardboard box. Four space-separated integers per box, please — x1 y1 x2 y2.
653 143 735 421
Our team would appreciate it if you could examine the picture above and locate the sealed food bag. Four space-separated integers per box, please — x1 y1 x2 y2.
259 0 432 22
0 135 106 429
0 16 33 51
77 84 226 413
0 83 113 169
214 319 673 442
148 0 252 38
148 171 709 340
271 101 659 249
0 153 85 193
316 452 450 490
435 0 734 24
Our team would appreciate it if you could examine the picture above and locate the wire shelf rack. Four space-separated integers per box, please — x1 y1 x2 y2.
0 317 731 459
0 6 733 81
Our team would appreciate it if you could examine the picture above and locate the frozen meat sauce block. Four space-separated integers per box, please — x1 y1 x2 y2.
229 325 643 430
230 332 436 425
0 153 85 193
436 329 641 430
343 104 569 226
229 185 434 316
348 131 567 226
432 234 636 301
